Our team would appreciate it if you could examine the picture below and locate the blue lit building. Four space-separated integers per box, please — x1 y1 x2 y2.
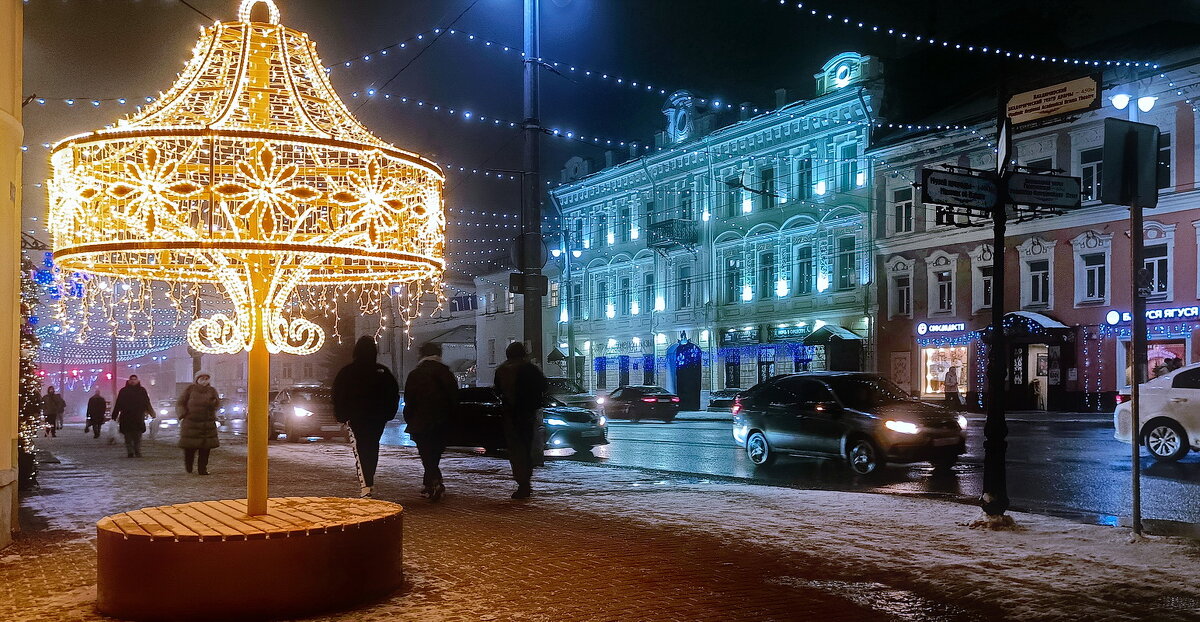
548 53 884 397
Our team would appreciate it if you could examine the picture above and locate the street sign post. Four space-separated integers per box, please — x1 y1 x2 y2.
920 169 998 210
1006 172 1082 209
1006 75 1100 127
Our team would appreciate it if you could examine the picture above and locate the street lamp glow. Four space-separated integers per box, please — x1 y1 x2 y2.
817 274 830 292
775 278 789 298
630 225 639 240
550 248 562 258
654 332 667 345
1110 93 1131 110
631 300 640 315
560 307 568 323
654 296 666 312
571 249 582 258
742 197 753 213
814 180 827 196
1137 96 1158 112
741 284 753 301
606 303 615 319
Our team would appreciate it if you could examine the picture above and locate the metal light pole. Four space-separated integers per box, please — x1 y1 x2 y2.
521 0 544 366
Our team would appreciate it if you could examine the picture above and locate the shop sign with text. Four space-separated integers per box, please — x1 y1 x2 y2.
916 321 967 335
1105 306 1200 325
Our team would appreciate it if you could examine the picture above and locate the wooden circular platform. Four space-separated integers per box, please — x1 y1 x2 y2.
96 497 403 621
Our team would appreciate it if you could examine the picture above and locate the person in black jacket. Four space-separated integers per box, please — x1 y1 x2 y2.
111 376 153 457
403 342 458 500
332 336 400 498
493 342 547 499
85 390 107 438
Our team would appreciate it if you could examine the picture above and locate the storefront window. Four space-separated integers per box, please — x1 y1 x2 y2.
921 346 970 395
1124 340 1187 386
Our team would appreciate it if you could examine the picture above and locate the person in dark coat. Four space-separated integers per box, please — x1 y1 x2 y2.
332 336 400 498
85 390 107 438
42 386 65 437
177 372 220 475
493 342 547 499
403 342 458 500
111 375 153 457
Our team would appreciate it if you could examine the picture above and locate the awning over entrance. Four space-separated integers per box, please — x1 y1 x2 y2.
802 325 863 345
547 347 583 362
1007 311 1069 330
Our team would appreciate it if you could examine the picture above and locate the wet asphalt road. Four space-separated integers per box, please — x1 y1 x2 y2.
381 416 1200 526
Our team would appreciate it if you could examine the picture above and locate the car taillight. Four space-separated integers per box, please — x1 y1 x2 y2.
731 396 742 415
641 397 657 403
1116 394 1130 404
670 397 680 403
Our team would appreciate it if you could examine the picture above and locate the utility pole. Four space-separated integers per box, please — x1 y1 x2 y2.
521 0 544 367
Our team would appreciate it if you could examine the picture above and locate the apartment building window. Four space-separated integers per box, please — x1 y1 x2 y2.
758 252 775 300
893 187 913 234
595 213 607 247
979 266 993 309
795 157 812 201
302 362 313 379
839 143 858 192
758 168 775 210
1080 148 1103 202
642 272 654 312
573 218 584 248
1146 244 1169 300
835 236 856 290
935 270 953 312
933 204 956 227
892 275 912 317
618 277 631 316
794 246 813 295
1158 133 1172 189
1028 260 1050 306
619 208 631 243
281 364 293 379
506 291 515 313
1082 254 1106 302
488 339 496 365
724 177 740 218
677 266 692 309
644 199 655 229
927 251 957 315
570 282 582 320
680 189 694 220
548 281 560 307
724 256 743 304
595 280 608 319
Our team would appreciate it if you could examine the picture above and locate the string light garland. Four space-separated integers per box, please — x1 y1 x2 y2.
48 0 446 358
774 1 1160 69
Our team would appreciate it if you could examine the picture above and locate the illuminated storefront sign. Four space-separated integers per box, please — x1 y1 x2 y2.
916 321 967 335
1105 306 1200 325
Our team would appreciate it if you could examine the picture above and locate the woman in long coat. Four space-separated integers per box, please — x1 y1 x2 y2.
177 372 220 475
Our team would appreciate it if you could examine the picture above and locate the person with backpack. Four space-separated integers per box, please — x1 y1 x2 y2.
493 342 547 499
332 336 401 499
403 342 458 500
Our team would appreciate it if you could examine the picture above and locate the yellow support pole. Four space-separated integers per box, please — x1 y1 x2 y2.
246 270 269 516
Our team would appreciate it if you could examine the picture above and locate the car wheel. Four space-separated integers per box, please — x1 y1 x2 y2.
847 437 884 475
286 427 300 443
930 455 958 470
746 431 775 466
1144 419 1189 462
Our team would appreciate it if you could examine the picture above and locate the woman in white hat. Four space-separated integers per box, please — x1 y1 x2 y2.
177 372 220 474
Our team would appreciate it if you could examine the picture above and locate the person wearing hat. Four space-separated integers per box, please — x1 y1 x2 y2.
177 371 221 474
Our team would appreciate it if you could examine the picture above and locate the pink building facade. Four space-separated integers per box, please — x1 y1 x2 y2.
872 58 1200 412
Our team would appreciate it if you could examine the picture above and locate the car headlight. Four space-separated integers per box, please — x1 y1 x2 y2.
596 396 606 405
293 406 313 418
957 415 969 430
159 408 168 416
884 420 920 435
160 418 178 426
545 418 568 427
597 415 607 426
233 406 243 413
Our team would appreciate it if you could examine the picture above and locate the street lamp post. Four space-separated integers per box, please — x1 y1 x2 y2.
521 0 544 366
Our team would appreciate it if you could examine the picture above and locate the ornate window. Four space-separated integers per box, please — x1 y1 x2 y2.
1143 221 1176 302
969 245 995 314
1017 237 1057 309
925 250 959 316
886 256 914 319
1071 231 1112 306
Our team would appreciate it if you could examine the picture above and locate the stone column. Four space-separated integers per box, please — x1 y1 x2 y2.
0 0 22 550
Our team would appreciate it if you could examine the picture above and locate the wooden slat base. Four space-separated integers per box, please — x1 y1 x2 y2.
96 497 403 621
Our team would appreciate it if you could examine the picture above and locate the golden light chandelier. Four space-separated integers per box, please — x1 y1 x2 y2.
47 0 445 356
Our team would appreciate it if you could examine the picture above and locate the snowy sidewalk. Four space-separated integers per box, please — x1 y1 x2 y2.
5 427 1200 621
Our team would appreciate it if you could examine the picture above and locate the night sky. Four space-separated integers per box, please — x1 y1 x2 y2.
20 0 1200 278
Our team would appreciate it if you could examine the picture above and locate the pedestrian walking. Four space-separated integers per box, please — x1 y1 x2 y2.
332 336 401 499
943 366 960 411
111 375 153 458
403 342 458 501
42 386 65 437
85 390 106 439
493 342 547 500
177 372 220 475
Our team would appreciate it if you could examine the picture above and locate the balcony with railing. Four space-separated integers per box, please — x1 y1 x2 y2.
647 219 698 249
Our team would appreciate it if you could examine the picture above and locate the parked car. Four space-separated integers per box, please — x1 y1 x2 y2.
598 386 680 422
546 377 597 410
447 387 608 453
1114 363 1200 462
707 388 742 411
732 372 967 474
148 399 179 439
268 387 347 442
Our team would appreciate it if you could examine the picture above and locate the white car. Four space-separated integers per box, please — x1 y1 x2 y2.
1114 363 1200 462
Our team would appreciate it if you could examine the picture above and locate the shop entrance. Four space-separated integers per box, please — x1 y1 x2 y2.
986 312 1073 411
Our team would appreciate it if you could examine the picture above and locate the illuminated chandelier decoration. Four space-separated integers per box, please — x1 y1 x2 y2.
48 0 445 356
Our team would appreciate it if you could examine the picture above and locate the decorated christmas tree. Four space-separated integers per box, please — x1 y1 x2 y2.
18 259 43 489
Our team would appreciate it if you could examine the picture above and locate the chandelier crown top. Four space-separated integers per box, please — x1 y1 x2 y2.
238 0 280 24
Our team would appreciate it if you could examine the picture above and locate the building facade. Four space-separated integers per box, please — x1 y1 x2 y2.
872 52 1200 412
549 53 883 398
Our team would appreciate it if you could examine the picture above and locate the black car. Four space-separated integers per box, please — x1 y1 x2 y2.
269 387 347 442
598 385 680 422
446 387 608 453
707 388 742 411
732 372 967 474
546 377 598 410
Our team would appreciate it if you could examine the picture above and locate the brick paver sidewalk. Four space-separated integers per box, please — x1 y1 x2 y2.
2 427 979 622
